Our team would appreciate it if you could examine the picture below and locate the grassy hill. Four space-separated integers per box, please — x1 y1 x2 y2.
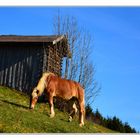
0 86 116 133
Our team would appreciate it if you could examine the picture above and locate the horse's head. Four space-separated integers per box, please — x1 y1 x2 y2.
29 87 39 109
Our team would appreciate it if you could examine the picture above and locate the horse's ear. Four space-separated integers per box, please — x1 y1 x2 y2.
46 75 51 82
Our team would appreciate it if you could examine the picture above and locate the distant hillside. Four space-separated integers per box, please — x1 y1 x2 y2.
0 86 116 133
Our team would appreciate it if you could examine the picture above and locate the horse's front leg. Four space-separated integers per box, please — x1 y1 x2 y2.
49 95 55 118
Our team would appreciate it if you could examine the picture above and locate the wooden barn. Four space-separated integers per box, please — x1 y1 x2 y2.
0 35 70 94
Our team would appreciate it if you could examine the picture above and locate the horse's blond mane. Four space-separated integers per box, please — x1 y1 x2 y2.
36 72 55 96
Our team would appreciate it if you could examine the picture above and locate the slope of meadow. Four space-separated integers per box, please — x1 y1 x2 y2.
0 86 116 133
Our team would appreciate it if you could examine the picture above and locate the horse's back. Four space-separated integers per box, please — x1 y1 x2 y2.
48 75 84 100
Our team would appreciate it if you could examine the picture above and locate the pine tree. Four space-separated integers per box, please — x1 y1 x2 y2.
94 109 103 125
85 104 94 121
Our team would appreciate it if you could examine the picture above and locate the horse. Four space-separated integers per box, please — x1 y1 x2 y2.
29 72 85 127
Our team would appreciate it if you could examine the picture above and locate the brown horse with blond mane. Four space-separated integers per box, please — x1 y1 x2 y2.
30 72 85 127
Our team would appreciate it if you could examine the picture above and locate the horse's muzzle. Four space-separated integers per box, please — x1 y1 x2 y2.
29 96 38 110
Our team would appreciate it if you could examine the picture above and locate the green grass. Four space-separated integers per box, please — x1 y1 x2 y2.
0 86 116 133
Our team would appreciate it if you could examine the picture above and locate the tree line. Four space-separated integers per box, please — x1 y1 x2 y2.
86 104 137 133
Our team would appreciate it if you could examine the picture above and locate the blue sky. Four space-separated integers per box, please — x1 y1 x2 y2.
0 7 140 132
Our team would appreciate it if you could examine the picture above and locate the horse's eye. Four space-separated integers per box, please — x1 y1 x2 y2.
36 90 39 95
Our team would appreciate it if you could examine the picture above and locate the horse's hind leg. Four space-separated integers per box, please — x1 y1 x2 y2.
49 95 55 118
79 100 85 127
69 103 78 122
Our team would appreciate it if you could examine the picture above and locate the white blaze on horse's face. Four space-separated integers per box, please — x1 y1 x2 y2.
31 88 38 109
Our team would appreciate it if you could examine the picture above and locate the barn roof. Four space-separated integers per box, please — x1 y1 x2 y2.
0 35 66 45
0 35 71 57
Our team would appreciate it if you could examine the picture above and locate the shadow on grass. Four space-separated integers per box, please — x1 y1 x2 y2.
0 99 29 109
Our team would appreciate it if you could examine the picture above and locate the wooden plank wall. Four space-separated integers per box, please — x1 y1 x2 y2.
46 43 63 76
0 41 68 94
0 43 44 94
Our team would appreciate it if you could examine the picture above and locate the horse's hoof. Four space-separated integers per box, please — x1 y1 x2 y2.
79 123 84 127
50 113 55 118
68 116 72 122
